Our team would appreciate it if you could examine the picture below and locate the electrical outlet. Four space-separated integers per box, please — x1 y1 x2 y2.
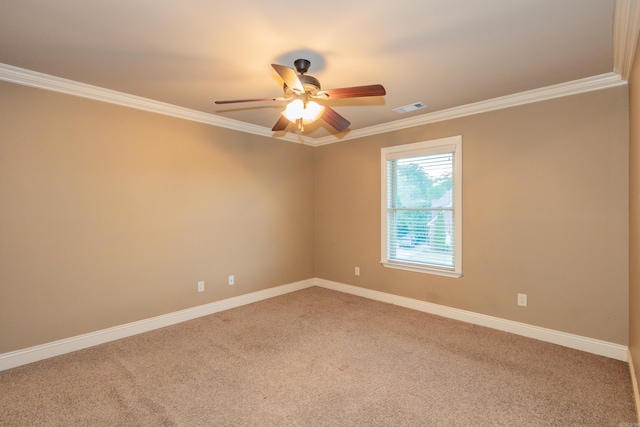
197 281 205 292
228 275 234 285
517 293 527 307
355 266 360 276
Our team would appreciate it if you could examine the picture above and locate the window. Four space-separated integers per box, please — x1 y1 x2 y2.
381 136 462 278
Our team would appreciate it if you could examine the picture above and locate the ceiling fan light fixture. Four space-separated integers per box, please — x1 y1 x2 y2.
283 99 305 122
282 99 325 125
302 101 325 124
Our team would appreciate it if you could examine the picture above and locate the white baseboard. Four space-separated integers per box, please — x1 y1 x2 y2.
0 278 630 372
0 279 315 371
629 350 640 423
315 278 629 361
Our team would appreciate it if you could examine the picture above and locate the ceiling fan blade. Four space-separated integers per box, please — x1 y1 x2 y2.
271 64 304 92
321 84 386 99
215 97 280 104
272 115 290 132
322 106 351 132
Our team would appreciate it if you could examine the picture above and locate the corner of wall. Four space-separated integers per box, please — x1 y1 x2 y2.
629 350 640 423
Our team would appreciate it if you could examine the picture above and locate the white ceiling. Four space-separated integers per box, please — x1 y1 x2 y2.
0 1 634 142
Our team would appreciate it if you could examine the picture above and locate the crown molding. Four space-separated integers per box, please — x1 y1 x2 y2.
312 72 626 146
614 0 640 80
0 63 305 142
0 63 626 147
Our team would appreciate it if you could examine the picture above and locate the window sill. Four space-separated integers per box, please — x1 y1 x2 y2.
381 261 462 278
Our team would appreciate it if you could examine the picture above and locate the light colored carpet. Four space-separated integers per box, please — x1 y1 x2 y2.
0 286 637 426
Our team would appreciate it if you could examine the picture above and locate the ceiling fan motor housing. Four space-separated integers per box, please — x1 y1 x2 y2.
283 74 321 96
292 59 321 94
300 74 321 91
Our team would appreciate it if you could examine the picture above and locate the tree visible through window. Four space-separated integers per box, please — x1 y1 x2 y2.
381 136 462 277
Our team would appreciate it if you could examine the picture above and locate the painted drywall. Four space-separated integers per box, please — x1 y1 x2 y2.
0 76 630 356
629 34 640 388
0 81 315 353
314 86 629 344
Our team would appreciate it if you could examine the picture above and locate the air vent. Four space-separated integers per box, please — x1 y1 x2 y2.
393 102 427 114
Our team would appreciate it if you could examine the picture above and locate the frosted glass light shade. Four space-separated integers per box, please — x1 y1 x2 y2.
302 101 325 123
282 100 325 124
283 99 304 122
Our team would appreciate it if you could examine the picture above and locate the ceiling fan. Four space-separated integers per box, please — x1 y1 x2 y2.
215 59 386 133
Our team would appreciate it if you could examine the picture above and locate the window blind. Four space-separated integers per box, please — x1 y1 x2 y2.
381 136 462 277
386 152 455 269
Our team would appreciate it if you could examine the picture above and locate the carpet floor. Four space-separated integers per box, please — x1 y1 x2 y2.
0 286 637 426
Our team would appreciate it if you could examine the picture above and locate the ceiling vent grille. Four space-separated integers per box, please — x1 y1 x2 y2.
393 102 427 114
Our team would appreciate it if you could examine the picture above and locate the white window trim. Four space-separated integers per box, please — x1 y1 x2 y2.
381 135 463 278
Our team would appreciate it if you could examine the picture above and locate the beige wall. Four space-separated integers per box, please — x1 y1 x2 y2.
0 81 315 353
630 37 640 384
315 86 629 344
0 76 632 355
